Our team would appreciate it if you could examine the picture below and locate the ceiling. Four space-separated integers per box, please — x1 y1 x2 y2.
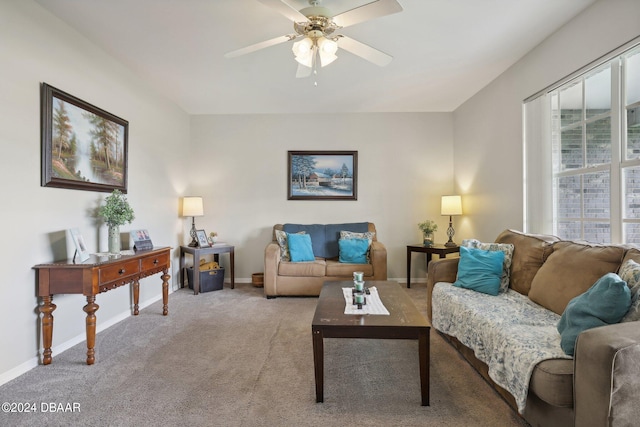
34 0 597 115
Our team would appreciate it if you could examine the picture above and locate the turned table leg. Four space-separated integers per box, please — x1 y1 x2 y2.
39 295 56 365
133 280 140 315
162 271 170 315
83 296 99 365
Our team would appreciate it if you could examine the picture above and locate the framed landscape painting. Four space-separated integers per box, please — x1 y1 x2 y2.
287 150 357 201
41 83 129 193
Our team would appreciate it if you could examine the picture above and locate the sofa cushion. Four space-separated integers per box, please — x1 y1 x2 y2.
432 283 571 414
528 241 625 315
338 238 369 264
278 260 326 277
283 222 369 259
462 239 514 293
529 359 574 408
557 273 630 356
453 246 504 296
326 260 374 277
287 233 315 262
494 229 560 295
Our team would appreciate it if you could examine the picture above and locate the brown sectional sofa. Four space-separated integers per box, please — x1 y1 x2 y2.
264 222 387 298
427 229 640 427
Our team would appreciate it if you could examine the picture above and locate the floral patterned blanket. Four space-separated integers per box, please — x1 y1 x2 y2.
432 282 571 414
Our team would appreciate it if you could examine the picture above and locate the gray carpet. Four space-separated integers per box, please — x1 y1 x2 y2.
0 283 528 427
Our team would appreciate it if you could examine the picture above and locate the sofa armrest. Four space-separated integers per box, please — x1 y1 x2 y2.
264 242 281 297
370 241 387 280
426 258 459 321
574 321 640 426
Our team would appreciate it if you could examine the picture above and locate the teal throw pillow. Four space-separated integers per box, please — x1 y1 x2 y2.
557 272 631 356
338 238 369 264
287 232 315 262
453 246 504 296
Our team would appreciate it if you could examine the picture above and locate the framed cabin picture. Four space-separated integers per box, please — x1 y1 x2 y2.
287 151 358 201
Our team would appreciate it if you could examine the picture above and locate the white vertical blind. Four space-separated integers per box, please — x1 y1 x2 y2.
523 94 554 234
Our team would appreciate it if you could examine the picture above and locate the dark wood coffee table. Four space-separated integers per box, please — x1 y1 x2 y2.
311 280 431 405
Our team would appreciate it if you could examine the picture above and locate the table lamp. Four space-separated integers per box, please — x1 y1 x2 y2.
182 196 204 247
441 195 462 247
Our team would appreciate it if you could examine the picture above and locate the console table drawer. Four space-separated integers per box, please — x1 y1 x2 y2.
141 252 169 270
99 259 140 285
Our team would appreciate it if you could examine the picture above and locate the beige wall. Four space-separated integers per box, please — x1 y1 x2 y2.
0 1 190 382
453 0 640 241
189 113 455 281
2 0 638 387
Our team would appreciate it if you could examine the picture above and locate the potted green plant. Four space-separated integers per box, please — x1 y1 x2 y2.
99 189 135 254
418 220 438 247
209 231 218 245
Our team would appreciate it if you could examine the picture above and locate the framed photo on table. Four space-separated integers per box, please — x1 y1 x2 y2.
196 229 210 247
130 229 153 251
70 228 90 262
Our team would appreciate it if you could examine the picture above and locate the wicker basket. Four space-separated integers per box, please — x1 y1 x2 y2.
251 273 264 287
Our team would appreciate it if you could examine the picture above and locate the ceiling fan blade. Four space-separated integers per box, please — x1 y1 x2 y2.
337 36 393 67
224 34 297 58
296 63 313 78
332 0 402 28
258 0 309 23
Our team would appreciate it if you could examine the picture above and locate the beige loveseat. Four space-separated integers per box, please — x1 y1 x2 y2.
264 223 387 298
427 229 640 427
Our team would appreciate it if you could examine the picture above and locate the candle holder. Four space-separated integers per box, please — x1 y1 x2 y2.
352 293 367 308
351 286 370 295
351 289 368 309
354 280 364 292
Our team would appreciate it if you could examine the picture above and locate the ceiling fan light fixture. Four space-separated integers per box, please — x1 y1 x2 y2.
316 36 338 67
292 37 313 57
319 53 337 67
294 53 314 68
294 41 315 68
317 36 337 55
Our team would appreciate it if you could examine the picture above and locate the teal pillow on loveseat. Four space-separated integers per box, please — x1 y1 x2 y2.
557 272 631 356
287 233 315 262
338 238 369 264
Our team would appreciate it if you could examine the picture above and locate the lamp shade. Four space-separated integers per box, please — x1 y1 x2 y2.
441 195 462 216
182 196 204 217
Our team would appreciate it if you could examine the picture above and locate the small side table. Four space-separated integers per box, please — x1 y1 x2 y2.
179 244 235 295
406 244 460 288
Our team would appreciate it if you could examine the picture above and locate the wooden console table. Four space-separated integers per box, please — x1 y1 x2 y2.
33 247 171 365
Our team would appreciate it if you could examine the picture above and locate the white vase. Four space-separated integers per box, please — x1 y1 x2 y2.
108 226 121 254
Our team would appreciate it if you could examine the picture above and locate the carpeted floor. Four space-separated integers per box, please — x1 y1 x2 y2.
0 282 528 427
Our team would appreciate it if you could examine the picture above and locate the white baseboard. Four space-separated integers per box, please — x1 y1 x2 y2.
390 277 425 284
0 292 166 387
227 278 423 285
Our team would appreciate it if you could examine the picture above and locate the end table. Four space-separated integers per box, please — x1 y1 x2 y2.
179 244 235 294
406 244 459 288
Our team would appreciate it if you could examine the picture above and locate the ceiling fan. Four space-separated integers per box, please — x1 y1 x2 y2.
224 0 403 78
